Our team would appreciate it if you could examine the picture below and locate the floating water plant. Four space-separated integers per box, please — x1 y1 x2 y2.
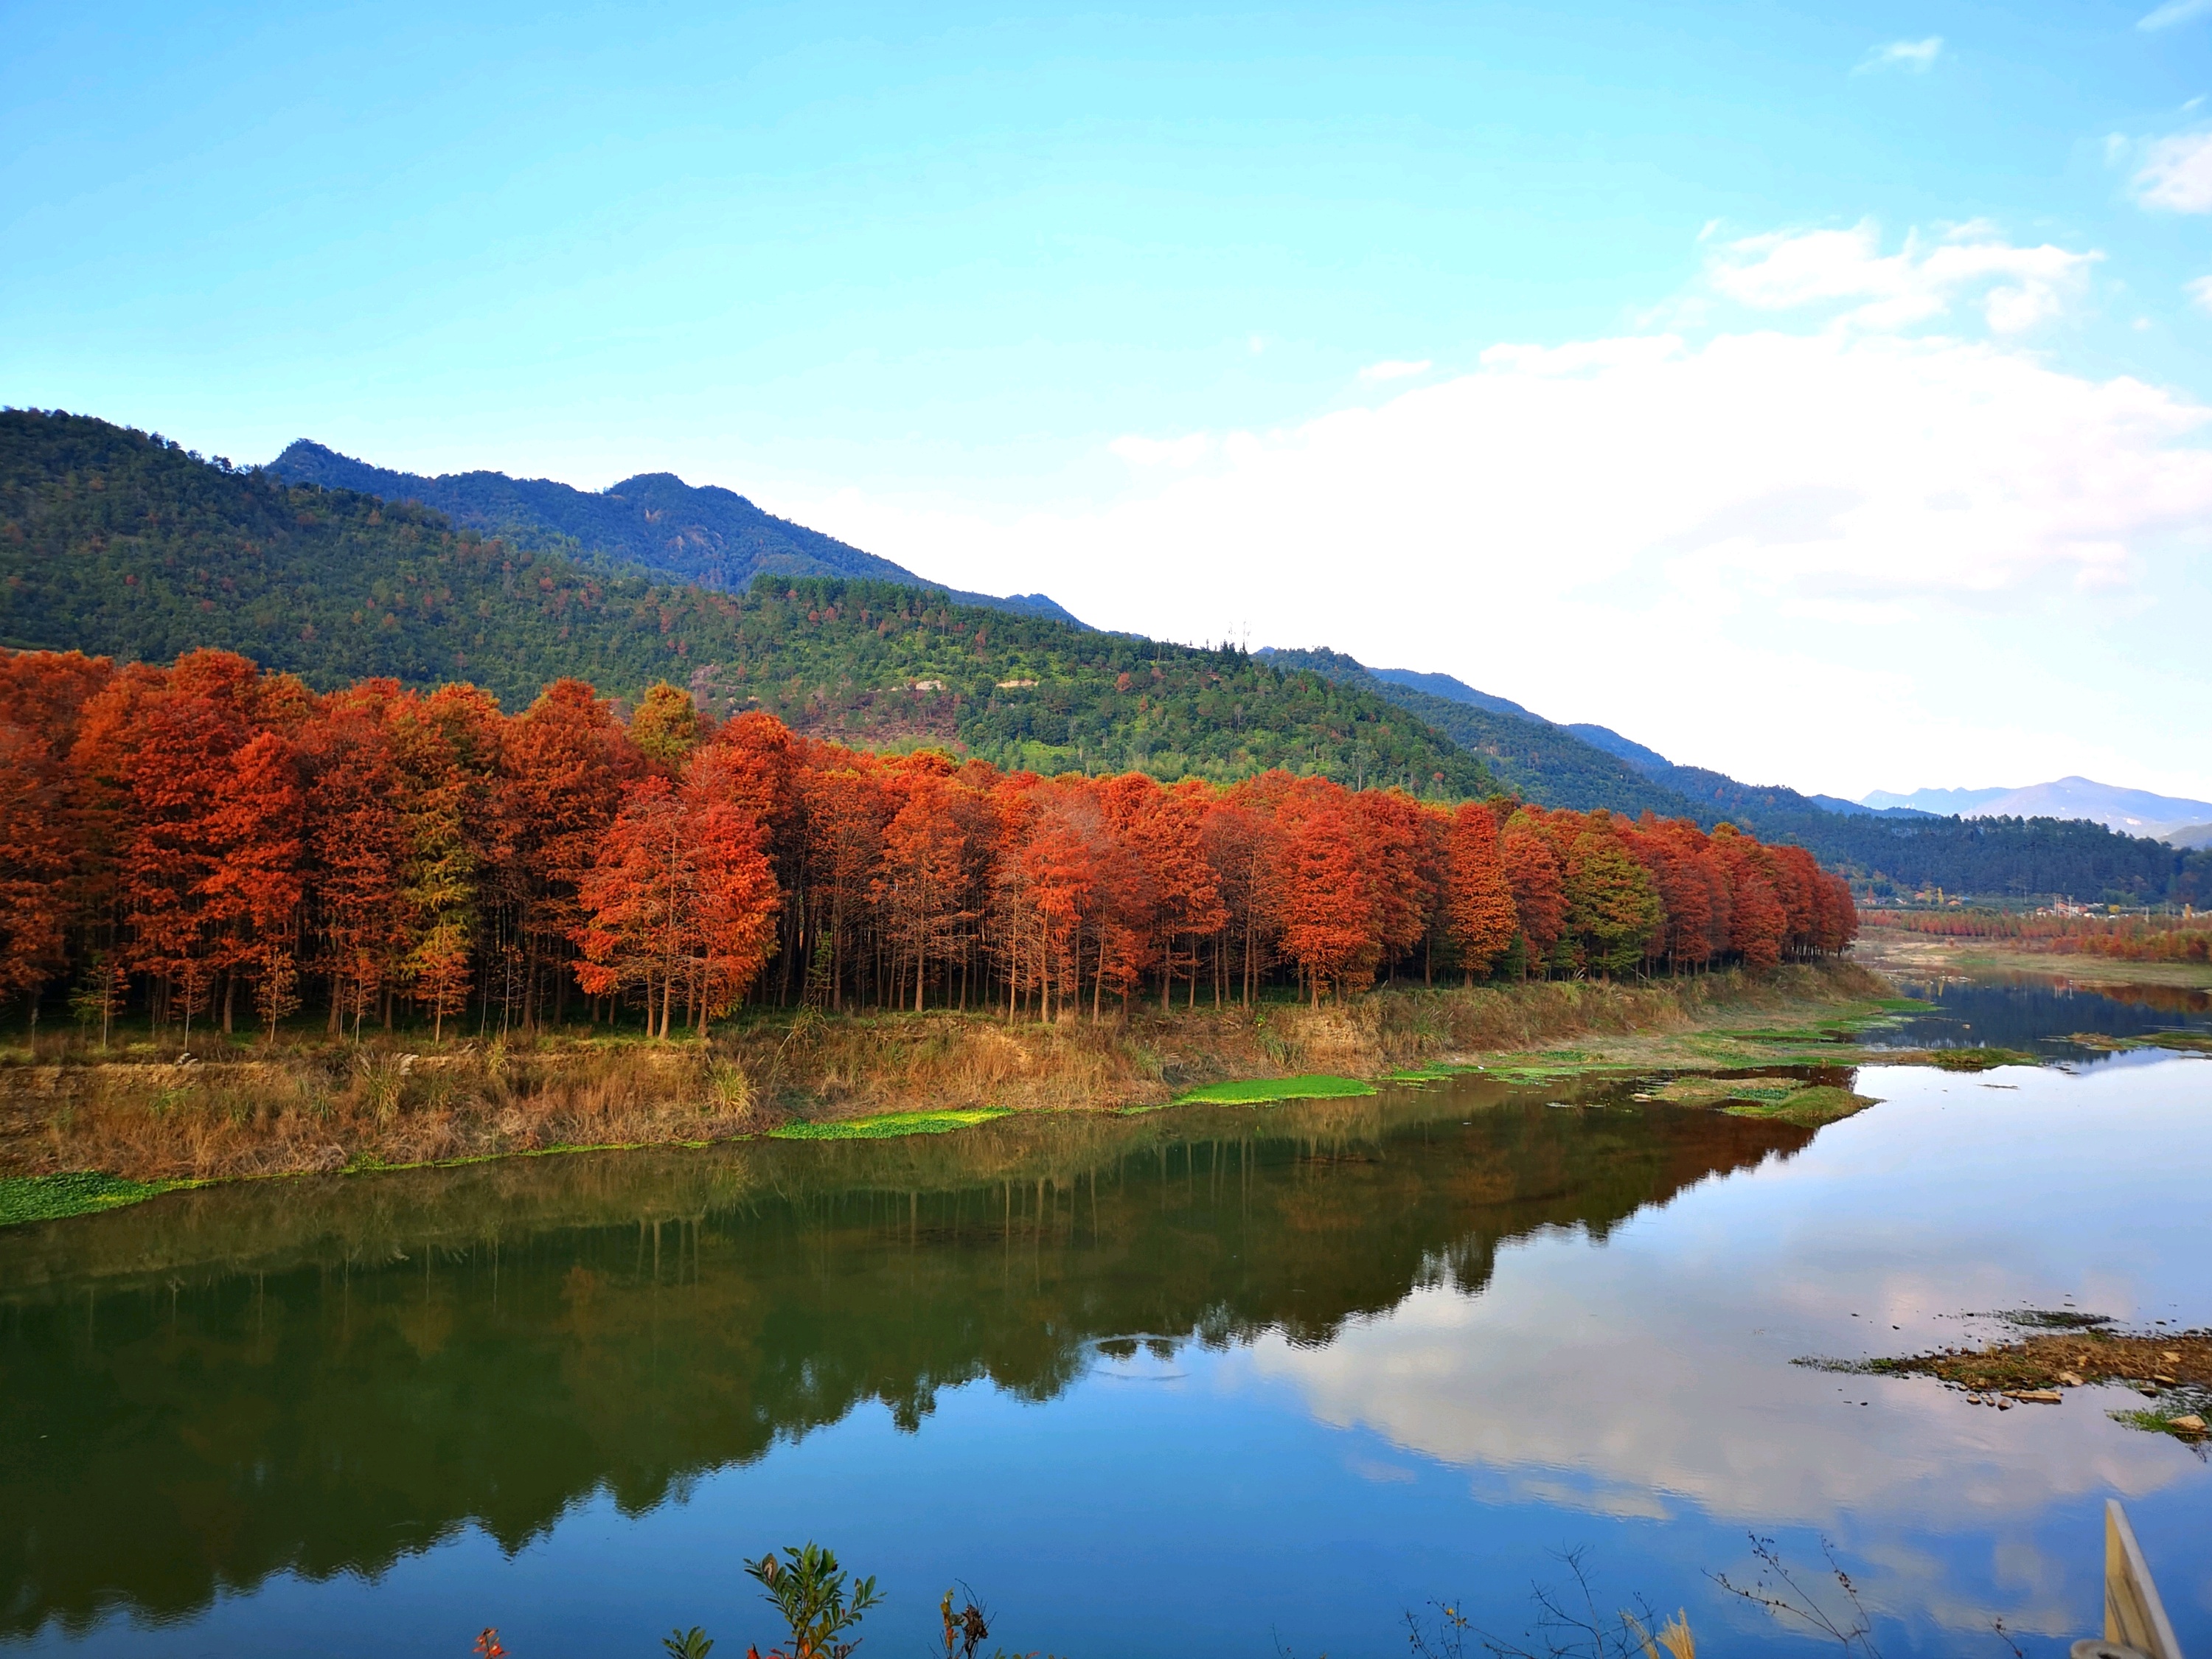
1167 1074 1378 1106
770 1108 1012 1141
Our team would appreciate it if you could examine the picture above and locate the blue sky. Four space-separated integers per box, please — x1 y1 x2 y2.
6 1 2211 799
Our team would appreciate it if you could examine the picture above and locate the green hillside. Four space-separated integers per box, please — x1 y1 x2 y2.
0 410 1491 794
1264 647 1692 815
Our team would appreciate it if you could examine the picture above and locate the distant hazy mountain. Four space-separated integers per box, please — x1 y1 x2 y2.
263 440 1085 627
2167 824 2212 852
1863 785 2014 814
1969 777 2212 840
1865 777 2212 838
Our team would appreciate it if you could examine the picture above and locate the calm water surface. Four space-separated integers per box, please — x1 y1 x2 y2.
3 978 2208 1659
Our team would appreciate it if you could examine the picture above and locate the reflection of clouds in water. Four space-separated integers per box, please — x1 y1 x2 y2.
1242 1237 2192 1635
1344 1453 1420 1484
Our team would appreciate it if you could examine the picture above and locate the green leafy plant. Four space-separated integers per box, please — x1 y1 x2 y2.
745 1543 882 1659
664 1627 715 1659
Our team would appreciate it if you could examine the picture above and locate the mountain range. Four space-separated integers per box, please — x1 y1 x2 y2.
4 408 2203 904
258 439 2212 855
263 439 1086 628
1864 778 2212 846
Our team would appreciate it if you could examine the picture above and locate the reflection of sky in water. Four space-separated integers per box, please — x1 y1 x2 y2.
1251 1057 2212 1650
15 1042 2210 1659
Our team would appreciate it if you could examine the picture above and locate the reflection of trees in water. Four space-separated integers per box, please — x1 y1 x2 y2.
0 1086 1811 1639
1886 976 2212 1055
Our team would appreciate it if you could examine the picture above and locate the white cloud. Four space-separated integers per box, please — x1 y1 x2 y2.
1708 220 2099 333
1107 432 1214 468
1357 358 1433 383
2134 130 2212 211
1857 35 1943 73
774 305 2212 798
2190 274 2212 312
2139 0 2212 27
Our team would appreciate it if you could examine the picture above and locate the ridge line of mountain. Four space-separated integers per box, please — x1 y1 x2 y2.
262 438 1088 630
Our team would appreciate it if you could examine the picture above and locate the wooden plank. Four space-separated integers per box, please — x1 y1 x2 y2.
2105 1498 2184 1659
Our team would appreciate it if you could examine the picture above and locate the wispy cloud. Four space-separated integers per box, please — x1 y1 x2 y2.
2135 131 2212 211
1357 358 1433 383
1856 36 1943 74
2189 274 2212 313
2139 0 2212 28
1707 220 2099 333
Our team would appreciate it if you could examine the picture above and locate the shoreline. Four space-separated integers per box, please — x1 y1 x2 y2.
0 958 2008 1227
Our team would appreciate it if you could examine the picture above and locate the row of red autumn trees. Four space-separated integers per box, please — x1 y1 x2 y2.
0 650 1856 1040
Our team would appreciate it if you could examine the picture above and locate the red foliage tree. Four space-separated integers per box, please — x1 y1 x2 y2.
1441 801 1517 984
1270 779 1377 1002
0 644 1868 1038
1500 819 1567 975
574 774 780 1037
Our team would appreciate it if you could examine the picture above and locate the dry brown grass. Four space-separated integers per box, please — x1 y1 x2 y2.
0 1040 757 1183
1 960 1883 1184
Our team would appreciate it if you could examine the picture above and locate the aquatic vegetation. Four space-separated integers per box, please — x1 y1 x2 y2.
0 1169 175 1227
771 1107 1011 1141
1719 1086 1876 1126
1167 1074 1377 1105
1922 1046 2041 1071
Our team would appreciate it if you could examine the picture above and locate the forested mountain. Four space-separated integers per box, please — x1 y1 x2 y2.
1264 644 2198 902
264 439 1085 626
1265 648 1707 817
7 408 2200 902
0 411 1489 794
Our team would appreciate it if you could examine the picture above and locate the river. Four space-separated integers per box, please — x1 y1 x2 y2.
2 972 2206 1658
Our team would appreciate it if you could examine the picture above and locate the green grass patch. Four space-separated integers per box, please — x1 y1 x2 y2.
1388 1065 1476 1083
0 1170 175 1228
1924 1046 2042 1071
770 1108 1012 1141
1168 1074 1378 1106
1720 1085 1877 1126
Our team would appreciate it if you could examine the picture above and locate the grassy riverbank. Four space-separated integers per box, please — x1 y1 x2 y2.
1854 926 2212 992
1 961 1906 1221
